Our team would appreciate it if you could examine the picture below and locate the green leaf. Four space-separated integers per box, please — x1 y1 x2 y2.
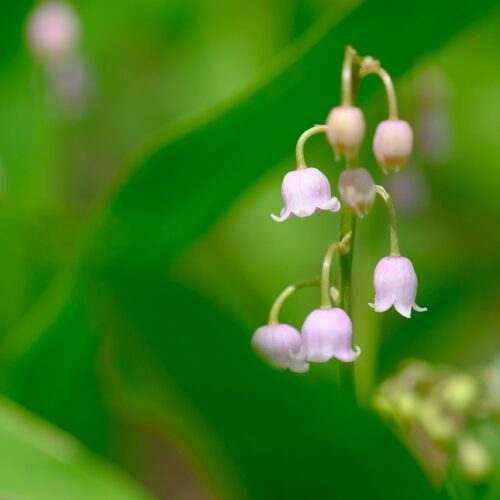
85 0 498 269
0 396 152 500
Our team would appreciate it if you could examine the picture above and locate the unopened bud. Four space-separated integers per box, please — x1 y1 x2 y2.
458 436 491 483
326 106 365 156
338 167 376 217
373 119 413 172
440 373 479 413
417 401 456 444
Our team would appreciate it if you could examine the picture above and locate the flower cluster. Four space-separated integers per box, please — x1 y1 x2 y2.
375 359 497 484
252 46 426 373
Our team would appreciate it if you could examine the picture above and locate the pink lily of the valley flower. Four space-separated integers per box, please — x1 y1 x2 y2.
369 256 427 318
251 324 309 373
272 167 340 222
301 307 361 363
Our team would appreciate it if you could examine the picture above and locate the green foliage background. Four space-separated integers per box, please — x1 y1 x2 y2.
0 0 498 498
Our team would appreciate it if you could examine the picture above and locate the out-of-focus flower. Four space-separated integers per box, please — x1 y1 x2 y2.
338 167 376 217
251 324 309 372
458 436 491 483
301 307 361 363
373 119 413 172
439 373 479 413
369 256 426 318
26 1 80 62
326 106 365 156
386 166 429 215
48 56 92 118
413 67 453 165
271 167 340 222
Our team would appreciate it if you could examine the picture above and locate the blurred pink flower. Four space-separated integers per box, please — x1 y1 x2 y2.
26 1 80 61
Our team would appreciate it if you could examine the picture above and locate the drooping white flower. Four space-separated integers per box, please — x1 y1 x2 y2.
271 167 340 222
326 106 366 156
369 256 427 318
373 119 413 172
251 324 309 373
301 307 361 363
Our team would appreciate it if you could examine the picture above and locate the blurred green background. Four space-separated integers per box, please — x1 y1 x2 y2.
0 0 499 499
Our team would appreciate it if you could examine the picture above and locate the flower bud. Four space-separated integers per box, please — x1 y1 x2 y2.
417 401 456 444
251 324 309 373
26 2 80 62
326 106 365 156
338 167 376 217
272 167 340 222
458 436 491 483
439 373 479 413
373 119 413 172
301 308 361 363
369 256 426 318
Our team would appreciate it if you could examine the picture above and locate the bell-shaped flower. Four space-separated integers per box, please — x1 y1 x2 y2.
301 308 361 363
369 256 427 318
251 324 309 373
373 119 413 172
272 167 340 222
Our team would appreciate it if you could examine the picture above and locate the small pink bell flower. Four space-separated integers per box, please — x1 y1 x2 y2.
373 119 413 172
26 2 80 62
272 167 340 222
301 308 361 363
251 324 309 373
369 256 427 318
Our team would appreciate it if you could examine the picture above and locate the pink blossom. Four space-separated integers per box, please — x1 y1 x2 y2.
369 256 427 318
272 167 340 222
251 324 309 372
301 308 361 363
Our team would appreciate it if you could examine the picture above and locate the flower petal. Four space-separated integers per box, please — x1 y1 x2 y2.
317 196 341 213
288 348 310 373
369 294 396 313
413 303 427 313
271 208 291 222
394 302 412 318
335 345 361 363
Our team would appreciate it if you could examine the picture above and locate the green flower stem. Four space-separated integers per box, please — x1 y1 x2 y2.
320 232 351 309
359 57 399 120
338 207 357 395
268 279 338 325
295 125 328 169
375 185 400 256
341 46 361 106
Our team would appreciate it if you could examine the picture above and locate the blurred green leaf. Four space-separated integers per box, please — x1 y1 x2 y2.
0 396 152 500
2 0 498 498
86 0 498 270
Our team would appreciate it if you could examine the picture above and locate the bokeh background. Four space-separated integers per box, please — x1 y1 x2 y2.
0 1 499 499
